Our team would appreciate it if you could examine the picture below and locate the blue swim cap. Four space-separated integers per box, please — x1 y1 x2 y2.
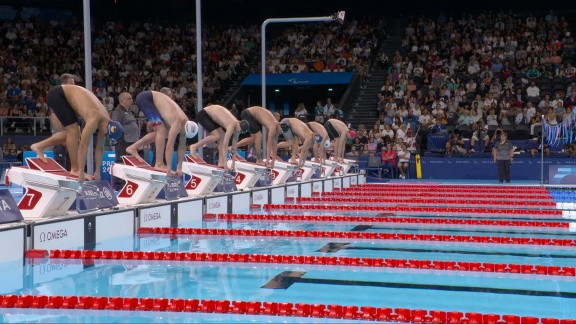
107 120 124 141
314 133 323 143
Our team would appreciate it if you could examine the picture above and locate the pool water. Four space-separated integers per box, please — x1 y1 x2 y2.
1 184 576 323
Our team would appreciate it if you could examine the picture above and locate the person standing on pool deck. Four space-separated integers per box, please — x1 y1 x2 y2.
127 88 198 175
279 117 315 167
190 104 250 171
30 84 123 182
234 106 283 168
492 131 514 183
324 118 350 163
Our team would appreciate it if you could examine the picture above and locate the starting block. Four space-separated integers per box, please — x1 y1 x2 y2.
264 156 299 185
112 156 186 205
182 155 226 195
6 158 100 218
227 156 269 190
294 155 321 181
328 157 357 176
320 160 339 179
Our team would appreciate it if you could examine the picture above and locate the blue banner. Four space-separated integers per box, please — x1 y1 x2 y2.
241 72 355 86
157 176 188 200
413 157 576 181
77 181 119 211
101 151 115 183
0 189 23 224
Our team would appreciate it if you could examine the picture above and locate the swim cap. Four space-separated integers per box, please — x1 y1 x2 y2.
184 121 198 138
314 133 323 143
349 130 357 139
280 119 290 133
324 140 331 149
107 120 124 141
239 120 250 134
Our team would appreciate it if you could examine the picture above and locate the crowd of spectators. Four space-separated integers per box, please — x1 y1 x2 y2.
0 14 260 137
366 10 575 162
264 18 381 78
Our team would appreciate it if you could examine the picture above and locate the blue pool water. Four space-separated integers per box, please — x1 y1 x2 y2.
2 186 576 323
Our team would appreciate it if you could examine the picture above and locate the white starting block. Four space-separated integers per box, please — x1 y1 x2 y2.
112 156 169 205
264 156 299 185
340 158 358 174
295 155 321 181
329 157 357 176
6 158 97 218
227 156 269 190
320 160 339 179
182 155 226 195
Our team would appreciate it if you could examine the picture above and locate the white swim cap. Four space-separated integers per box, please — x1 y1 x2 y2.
324 140 331 149
185 121 198 138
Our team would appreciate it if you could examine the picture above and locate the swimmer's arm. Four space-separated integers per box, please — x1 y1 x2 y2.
93 130 105 181
78 119 99 182
165 122 183 175
230 132 241 169
176 131 186 174
300 136 314 167
267 126 279 163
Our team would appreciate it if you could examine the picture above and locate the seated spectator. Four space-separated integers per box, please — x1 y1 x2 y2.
446 131 468 156
396 143 411 179
471 120 490 152
530 134 550 157
379 143 396 178
294 103 308 119
431 119 446 134
2 137 16 156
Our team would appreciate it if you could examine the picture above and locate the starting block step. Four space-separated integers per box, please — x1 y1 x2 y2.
112 156 187 205
227 156 269 191
7 158 112 218
182 155 227 195
265 156 299 186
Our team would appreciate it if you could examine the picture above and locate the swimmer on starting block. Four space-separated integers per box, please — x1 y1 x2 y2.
30 84 123 182
127 87 198 175
279 118 316 167
235 106 282 168
306 121 331 165
190 105 250 171
324 118 350 163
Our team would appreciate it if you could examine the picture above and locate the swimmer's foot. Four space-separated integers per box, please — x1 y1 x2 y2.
153 164 169 173
126 147 144 161
30 144 47 163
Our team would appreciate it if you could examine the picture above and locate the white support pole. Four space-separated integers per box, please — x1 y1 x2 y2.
541 114 545 185
196 0 204 158
83 0 94 175
260 15 336 160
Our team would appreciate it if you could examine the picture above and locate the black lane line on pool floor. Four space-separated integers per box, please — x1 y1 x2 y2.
262 271 575 298
350 225 574 236
316 242 576 258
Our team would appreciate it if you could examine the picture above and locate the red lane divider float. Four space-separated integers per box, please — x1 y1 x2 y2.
0 294 568 323
324 191 553 200
353 184 549 191
263 203 562 216
136 226 576 248
25 248 576 279
296 197 557 208
214 213 569 228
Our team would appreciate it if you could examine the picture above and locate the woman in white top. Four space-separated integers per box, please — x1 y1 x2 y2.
397 143 411 179
380 123 395 139
294 103 308 119
486 109 499 126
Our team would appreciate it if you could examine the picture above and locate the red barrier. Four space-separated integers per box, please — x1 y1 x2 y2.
135 227 576 248
262 203 563 216
295 196 556 208
216 213 569 228
33 248 575 279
